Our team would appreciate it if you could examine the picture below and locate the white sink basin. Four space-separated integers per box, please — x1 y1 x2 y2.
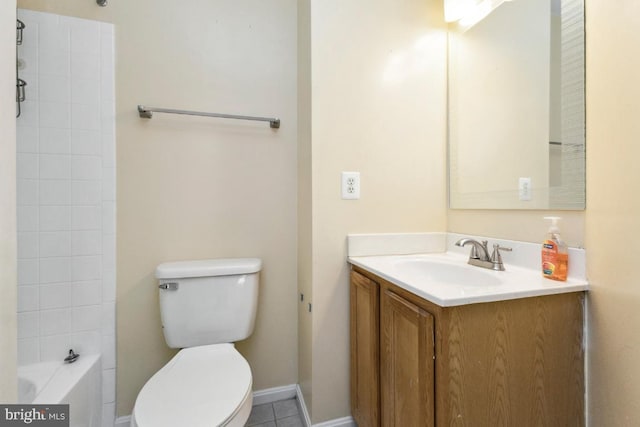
391 258 502 287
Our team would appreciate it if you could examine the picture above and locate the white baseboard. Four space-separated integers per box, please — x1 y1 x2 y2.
295 384 355 427
114 415 130 427
252 384 298 406
296 384 312 427
114 383 354 427
312 417 356 427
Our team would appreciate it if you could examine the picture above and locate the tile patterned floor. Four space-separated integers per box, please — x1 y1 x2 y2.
245 398 304 427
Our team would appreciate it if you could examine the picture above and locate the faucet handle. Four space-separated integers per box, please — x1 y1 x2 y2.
491 244 512 270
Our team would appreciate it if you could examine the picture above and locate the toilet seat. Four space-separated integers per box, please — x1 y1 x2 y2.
131 343 253 427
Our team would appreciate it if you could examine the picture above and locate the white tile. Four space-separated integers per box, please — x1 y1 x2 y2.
18 338 40 366
72 256 101 281
72 305 102 331
17 153 38 180
39 75 70 103
101 302 115 336
69 331 101 354
71 129 101 155
102 269 115 303
101 102 115 132
17 206 39 232
101 335 116 369
39 49 70 76
101 22 114 37
40 334 70 362
101 133 115 168
72 206 101 230
18 232 39 259
39 180 70 205
17 179 38 206
102 402 116 427
72 180 101 205
39 101 70 129
17 100 39 127
18 48 38 77
100 68 115 103
18 286 39 313
39 231 71 257
102 168 115 201
72 156 102 180
40 154 71 180
40 309 71 336
72 231 102 255
102 369 116 404
102 202 115 235
71 104 101 131
39 283 70 310
40 128 70 154
102 236 115 270
17 126 39 153
17 153 38 179
72 78 101 105
39 257 71 283
40 231 71 258
18 312 39 339
40 206 71 231
39 21 70 52
101 25 114 57
70 20 100 54
72 280 102 306
18 259 39 285
71 52 100 79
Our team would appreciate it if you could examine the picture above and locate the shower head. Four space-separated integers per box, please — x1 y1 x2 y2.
96 0 107 6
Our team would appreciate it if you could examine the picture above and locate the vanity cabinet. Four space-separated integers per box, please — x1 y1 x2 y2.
349 267 585 427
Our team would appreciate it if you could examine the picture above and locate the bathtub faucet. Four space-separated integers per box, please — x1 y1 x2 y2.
64 349 80 363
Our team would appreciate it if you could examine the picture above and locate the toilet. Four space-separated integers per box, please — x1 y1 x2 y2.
130 258 262 427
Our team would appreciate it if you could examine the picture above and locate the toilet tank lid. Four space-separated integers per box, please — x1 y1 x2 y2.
155 258 262 279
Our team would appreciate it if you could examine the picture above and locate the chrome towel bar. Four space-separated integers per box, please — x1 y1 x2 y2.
137 105 280 129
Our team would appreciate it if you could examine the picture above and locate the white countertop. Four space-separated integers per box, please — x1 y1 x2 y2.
348 251 589 307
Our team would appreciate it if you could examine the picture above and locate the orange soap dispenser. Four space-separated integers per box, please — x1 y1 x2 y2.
541 216 568 281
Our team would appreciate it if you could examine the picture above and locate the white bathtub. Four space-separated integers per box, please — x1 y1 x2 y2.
18 354 102 427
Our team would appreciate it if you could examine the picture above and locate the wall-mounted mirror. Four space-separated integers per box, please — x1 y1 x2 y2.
448 0 585 210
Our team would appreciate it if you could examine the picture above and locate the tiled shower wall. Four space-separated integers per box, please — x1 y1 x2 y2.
16 9 116 426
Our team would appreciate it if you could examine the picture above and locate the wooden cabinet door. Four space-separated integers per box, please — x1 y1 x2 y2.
381 288 435 427
350 270 380 427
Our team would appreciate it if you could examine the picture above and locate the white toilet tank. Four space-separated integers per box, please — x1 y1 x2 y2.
155 258 262 349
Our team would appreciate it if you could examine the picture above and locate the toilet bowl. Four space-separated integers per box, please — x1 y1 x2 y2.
131 344 253 427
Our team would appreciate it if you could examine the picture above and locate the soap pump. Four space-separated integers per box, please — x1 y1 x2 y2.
541 216 568 281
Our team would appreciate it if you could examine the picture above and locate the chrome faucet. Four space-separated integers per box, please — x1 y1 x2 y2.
455 238 512 271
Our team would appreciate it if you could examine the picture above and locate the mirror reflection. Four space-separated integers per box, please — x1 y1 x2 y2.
448 0 585 210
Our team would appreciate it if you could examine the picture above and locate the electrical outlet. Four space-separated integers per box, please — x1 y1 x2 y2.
519 177 532 201
341 171 360 199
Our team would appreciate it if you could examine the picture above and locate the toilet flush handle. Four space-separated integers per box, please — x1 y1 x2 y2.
159 282 179 291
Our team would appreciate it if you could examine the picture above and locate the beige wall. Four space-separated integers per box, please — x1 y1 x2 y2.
18 0 299 417
585 0 640 424
309 0 448 421
0 0 18 403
